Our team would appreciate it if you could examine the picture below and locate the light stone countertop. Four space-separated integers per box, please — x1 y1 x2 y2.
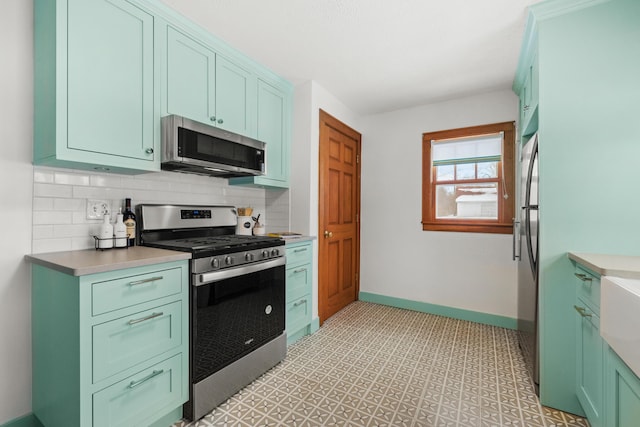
568 252 640 279
26 246 192 276
283 236 316 244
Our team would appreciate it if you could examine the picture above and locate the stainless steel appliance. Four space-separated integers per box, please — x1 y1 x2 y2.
137 204 286 421
514 133 539 392
161 115 266 177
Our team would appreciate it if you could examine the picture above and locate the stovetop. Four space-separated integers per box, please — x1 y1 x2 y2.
144 235 283 257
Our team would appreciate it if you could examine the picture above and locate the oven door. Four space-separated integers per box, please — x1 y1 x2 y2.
191 257 285 384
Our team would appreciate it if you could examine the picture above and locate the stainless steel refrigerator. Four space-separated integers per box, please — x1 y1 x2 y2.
515 133 539 392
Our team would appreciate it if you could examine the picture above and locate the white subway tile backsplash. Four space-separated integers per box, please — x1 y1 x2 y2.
33 211 73 225
32 166 289 253
33 169 54 183
90 174 123 188
54 171 90 186
32 238 72 254
33 197 54 211
53 198 84 212
34 183 73 198
33 225 54 239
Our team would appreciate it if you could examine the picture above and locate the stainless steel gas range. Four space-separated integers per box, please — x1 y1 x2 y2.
137 204 286 421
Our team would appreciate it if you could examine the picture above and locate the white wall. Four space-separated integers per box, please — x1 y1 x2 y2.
0 0 34 423
290 80 362 321
359 90 519 319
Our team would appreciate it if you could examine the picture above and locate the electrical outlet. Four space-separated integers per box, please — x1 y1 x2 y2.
86 199 111 219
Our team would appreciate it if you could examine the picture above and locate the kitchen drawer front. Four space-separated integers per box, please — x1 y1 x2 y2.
93 301 182 383
286 294 311 335
93 353 184 427
575 266 601 313
286 243 312 268
286 263 311 303
92 266 183 316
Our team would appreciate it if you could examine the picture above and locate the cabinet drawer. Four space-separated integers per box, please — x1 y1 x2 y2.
286 295 311 335
92 267 183 316
287 264 311 303
93 354 184 427
93 301 182 383
575 266 601 313
286 243 312 268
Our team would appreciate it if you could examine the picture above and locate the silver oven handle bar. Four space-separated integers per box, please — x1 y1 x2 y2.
196 257 286 286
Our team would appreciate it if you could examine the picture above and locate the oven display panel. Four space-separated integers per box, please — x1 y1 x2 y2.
181 209 212 219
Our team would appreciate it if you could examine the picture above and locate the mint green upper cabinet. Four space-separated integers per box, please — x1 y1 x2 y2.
165 26 216 126
34 0 160 174
163 26 256 137
229 79 292 188
216 56 257 137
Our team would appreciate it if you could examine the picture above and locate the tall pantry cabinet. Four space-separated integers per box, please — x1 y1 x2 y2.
513 0 640 416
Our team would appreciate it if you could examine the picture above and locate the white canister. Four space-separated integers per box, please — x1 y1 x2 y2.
236 216 253 235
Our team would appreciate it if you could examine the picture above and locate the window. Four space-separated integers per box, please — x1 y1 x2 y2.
422 122 515 234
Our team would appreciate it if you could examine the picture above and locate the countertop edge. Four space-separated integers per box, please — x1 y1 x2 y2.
26 248 192 276
568 252 640 279
283 236 316 244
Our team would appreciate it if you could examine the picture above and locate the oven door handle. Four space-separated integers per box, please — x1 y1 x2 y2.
196 257 286 286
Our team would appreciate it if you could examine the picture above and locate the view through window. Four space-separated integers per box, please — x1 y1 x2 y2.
422 122 515 234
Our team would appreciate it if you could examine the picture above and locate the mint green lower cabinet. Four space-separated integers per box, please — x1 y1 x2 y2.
285 241 313 345
32 260 189 427
92 354 184 427
34 0 160 174
575 297 604 427
606 347 640 427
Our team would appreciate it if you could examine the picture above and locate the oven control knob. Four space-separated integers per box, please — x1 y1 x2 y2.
245 253 254 261
225 256 233 266
211 258 220 269
262 250 269 258
271 248 279 257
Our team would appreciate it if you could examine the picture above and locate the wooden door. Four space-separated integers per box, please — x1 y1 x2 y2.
318 110 361 324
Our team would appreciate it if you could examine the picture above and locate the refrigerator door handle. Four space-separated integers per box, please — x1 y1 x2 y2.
512 220 521 261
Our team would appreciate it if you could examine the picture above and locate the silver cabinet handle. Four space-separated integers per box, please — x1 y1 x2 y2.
128 276 163 286
574 273 593 282
294 248 308 253
145 148 154 154
210 116 216 122
293 268 307 274
574 305 592 318
127 312 163 325
127 369 164 389
293 299 307 307
217 119 224 124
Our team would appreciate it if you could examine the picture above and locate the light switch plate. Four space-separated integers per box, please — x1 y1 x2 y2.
86 199 111 219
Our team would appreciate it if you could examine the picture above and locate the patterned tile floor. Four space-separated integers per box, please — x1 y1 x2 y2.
173 301 589 426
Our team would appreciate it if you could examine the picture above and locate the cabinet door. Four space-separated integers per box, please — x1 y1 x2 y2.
576 299 604 427
67 0 156 162
216 56 256 137
607 347 640 427
165 26 216 125
257 80 289 184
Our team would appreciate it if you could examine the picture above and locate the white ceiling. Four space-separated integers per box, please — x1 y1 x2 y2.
159 0 541 115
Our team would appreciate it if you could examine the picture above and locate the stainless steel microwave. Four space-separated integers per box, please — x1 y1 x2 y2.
161 115 266 178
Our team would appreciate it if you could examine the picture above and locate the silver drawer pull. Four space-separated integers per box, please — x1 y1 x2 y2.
293 299 307 307
293 248 308 253
574 305 592 318
293 268 307 274
574 273 593 282
127 312 163 325
127 369 164 389
128 276 163 286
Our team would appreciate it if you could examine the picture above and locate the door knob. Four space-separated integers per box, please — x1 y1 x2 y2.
324 230 333 238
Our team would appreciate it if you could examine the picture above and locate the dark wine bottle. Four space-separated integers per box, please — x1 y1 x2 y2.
123 198 136 247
